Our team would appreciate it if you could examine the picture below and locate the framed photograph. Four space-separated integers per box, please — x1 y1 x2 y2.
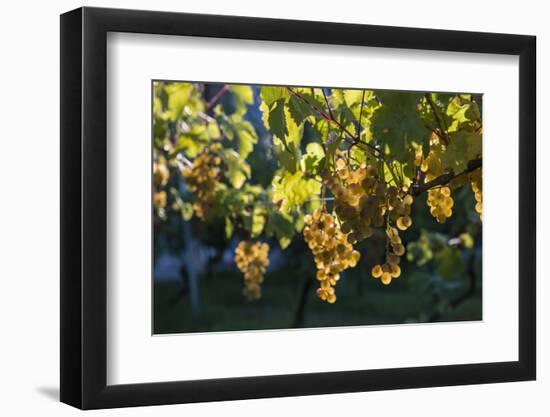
60 6 536 409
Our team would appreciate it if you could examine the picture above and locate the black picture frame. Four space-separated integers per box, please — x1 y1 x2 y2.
60 6 536 410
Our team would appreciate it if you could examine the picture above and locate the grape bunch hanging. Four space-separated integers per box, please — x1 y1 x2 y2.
153 83 483 306
181 149 221 220
234 241 270 301
303 208 360 303
300 157 415 302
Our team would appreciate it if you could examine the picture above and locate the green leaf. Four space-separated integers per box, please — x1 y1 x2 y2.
237 129 256 159
288 94 314 126
290 88 326 121
266 211 295 249
259 100 270 129
406 232 434 266
371 92 427 163
229 85 254 117
230 85 254 105
326 133 344 169
153 116 167 141
274 138 299 173
446 96 481 132
278 237 292 249
153 96 163 115
261 86 289 108
221 149 251 189
301 142 325 174
343 89 364 109
174 135 206 158
377 91 422 110
225 216 234 239
305 142 324 159
294 212 305 233
235 120 258 159
252 206 266 237
435 246 465 280
284 105 303 149
312 118 329 142
272 171 321 213
181 202 194 221
442 131 482 172
383 159 413 188
268 99 288 144
165 83 193 121
459 233 474 249
207 122 221 140
218 114 259 160
267 99 303 166
242 205 266 237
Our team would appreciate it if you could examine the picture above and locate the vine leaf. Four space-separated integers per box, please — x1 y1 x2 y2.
446 96 481 132
274 139 299 174
242 205 266 237
272 171 321 214
225 216 234 239
260 86 289 107
371 92 427 163
165 83 193 121
266 211 295 249
288 94 314 126
442 131 482 172
268 99 289 146
235 120 258 159
301 142 325 175
220 149 251 189
435 246 465 280
230 85 254 105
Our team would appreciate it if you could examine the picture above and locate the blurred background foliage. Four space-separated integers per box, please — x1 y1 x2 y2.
152 81 482 334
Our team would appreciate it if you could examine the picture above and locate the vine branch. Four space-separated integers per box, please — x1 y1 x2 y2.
358 89 366 137
206 85 229 110
410 158 481 196
321 88 335 122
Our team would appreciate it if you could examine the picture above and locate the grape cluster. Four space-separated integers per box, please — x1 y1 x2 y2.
427 187 453 223
322 157 414 288
325 159 414 243
371 225 404 285
387 186 414 230
153 158 170 212
181 150 221 220
303 208 360 303
422 152 454 223
153 191 167 209
234 241 270 301
153 159 170 189
325 161 380 244
469 168 482 221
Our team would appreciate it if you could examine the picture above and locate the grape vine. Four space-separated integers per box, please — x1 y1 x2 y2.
153 82 482 303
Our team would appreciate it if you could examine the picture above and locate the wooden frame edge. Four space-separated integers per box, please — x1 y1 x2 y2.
60 6 536 410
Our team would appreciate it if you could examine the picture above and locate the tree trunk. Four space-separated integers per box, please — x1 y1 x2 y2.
292 276 313 328
183 222 201 316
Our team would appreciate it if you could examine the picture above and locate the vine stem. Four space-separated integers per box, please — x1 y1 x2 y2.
321 88 335 122
286 87 400 186
424 93 449 145
206 85 229 110
358 89 366 137
287 87 332 122
177 154 193 168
